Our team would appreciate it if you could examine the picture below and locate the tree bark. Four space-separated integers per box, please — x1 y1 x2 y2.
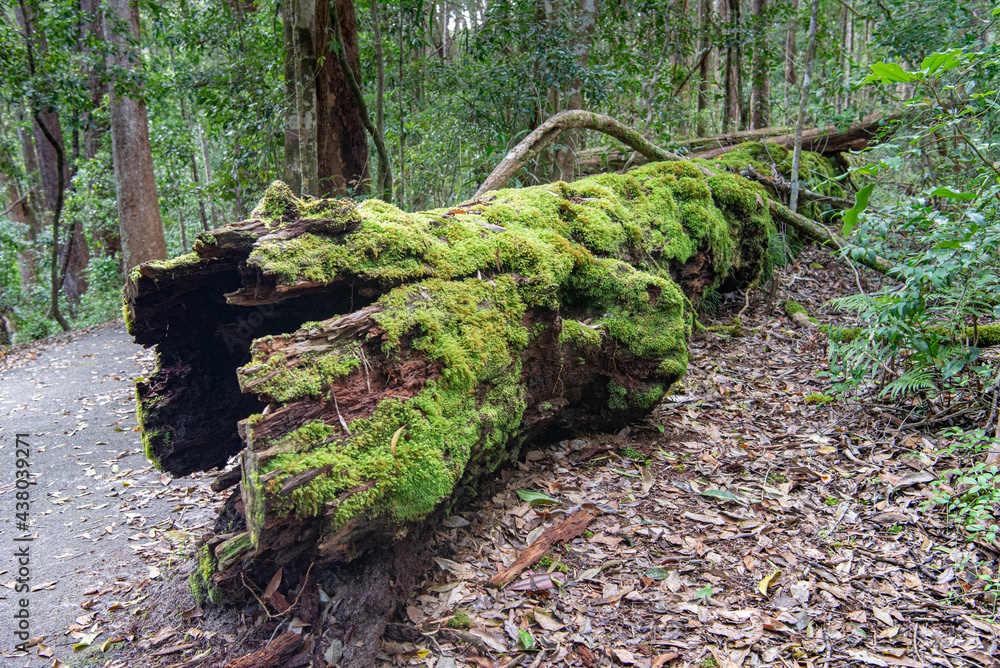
696 0 714 137
282 0 302 196
104 0 167 271
289 0 368 197
551 0 599 183
789 0 820 214
749 0 771 130
783 0 798 112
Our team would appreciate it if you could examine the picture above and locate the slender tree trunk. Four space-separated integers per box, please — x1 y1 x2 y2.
104 0 167 270
2 174 41 287
789 0 819 214
721 0 740 132
330 0 391 201
198 121 220 228
371 0 386 195
282 0 302 196
550 0 599 183
291 0 320 196
784 0 798 114
81 0 107 160
696 0 714 137
316 0 369 196
397 7 406 209
749 0 770 130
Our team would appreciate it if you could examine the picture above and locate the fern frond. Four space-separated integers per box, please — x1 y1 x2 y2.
879 369 936 400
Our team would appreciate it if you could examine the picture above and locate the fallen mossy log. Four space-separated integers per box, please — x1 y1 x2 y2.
126 160 774 607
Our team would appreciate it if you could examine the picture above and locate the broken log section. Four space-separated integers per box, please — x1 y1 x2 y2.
224 631 302 668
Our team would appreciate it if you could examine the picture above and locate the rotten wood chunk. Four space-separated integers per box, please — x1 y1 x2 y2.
488 509 596 588
224 631 302 668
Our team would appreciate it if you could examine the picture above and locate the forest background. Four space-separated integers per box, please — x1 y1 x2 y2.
1 0 993 344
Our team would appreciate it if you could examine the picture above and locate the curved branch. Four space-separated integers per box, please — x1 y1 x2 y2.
473 110 685 199
475 111 896 278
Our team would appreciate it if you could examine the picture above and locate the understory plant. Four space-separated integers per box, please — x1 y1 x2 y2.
826 47 1000 426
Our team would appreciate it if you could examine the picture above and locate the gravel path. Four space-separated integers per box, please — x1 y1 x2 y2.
0 323 223 666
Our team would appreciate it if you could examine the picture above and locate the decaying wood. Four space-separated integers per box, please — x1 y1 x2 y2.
739 165 854 210
575 113 898 177
488 509 596 588
575 125 794 174
224 631 302 668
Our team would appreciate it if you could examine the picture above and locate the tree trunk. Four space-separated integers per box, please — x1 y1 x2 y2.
104 0 167 271
81 0 107 161
749 0 770 130
789 0 820 214
783 0 798 113
282 1 302 196
696 0 714 137
198 121 220 228
16 3 89 303
289 0 368 197
552 0 599 183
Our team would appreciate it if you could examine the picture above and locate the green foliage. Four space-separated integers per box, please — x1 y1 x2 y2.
928 429 1000 545
830 48 1000 411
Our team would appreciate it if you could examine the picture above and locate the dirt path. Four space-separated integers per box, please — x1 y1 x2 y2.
0 323 228 667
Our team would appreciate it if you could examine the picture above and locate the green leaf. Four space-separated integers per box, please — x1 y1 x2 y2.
518 628 535 651
700 488 740 503
867 62 914 84
931 186 976 200
695 585 714 600
921 50 964 76
842 184 875 236
644 567 670 580
516 490 560 507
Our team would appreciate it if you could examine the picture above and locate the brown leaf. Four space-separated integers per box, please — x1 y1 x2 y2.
263 568 283 601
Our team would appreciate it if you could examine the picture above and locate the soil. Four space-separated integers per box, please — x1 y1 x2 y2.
2 244 999 668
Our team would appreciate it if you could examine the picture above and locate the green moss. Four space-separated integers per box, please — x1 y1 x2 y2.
559 318 603 350
804 393 835 405
818 325 863 343
607 379 665 417
215 532 253 571
257 278 530 526
699 141 845 222
189 544 220 605
234 165 772 541
135 389 165 471
448 611 473 629
247 162 765 309
783 299 808 317
146 252 201 273
239 348 361 403
973 324 1000 347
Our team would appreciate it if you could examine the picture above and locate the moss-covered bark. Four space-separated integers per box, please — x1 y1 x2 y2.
127 162 773 602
